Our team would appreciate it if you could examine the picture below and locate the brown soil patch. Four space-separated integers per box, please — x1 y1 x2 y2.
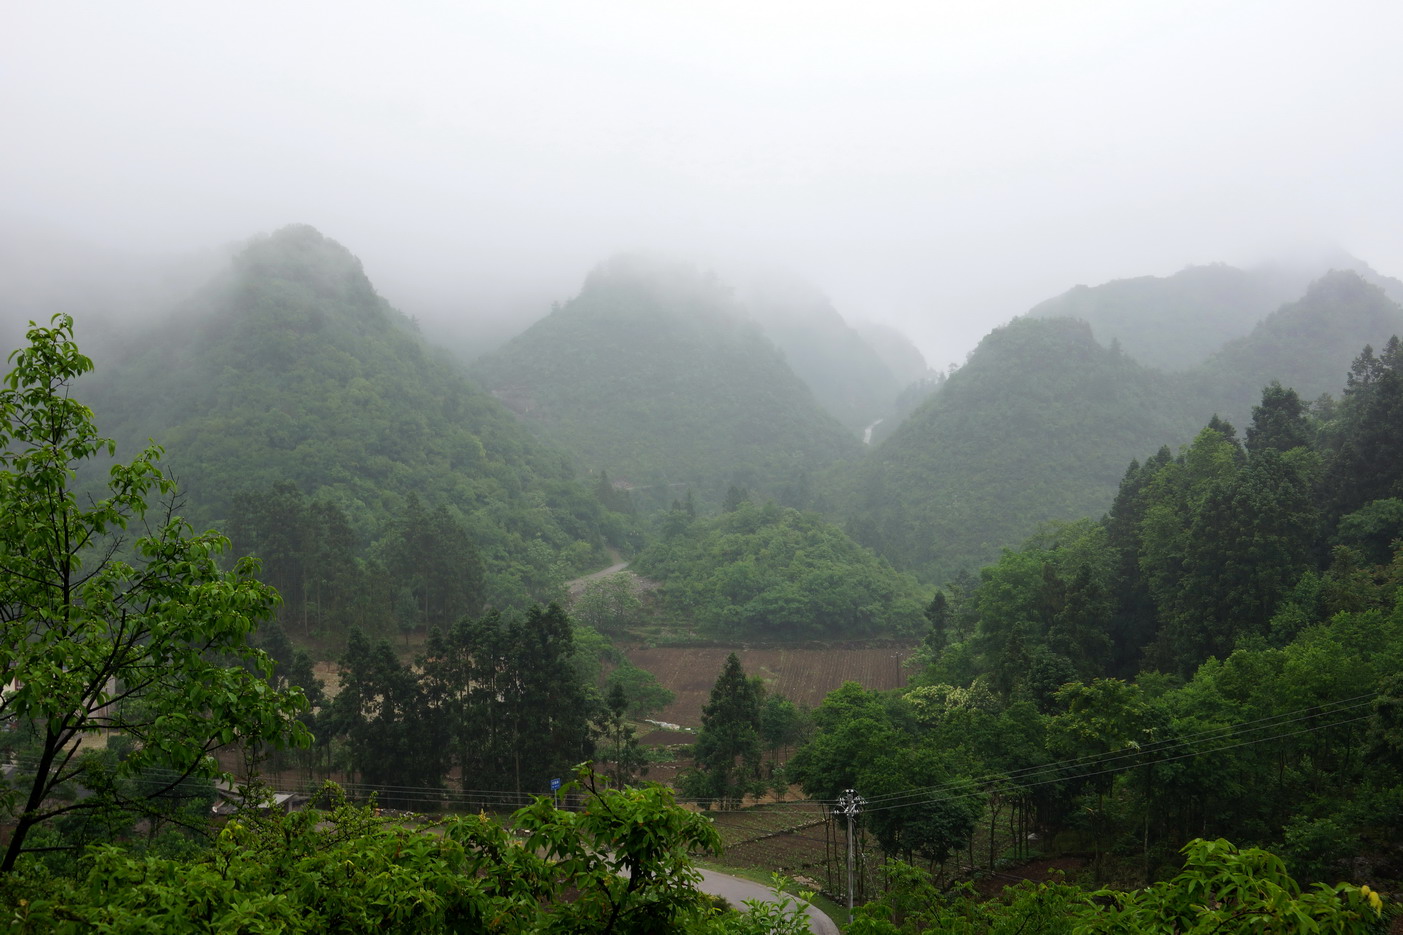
308 640 916 726
704 801 837 879
972 856 1088 898
312 660 342 700
626 643 918 728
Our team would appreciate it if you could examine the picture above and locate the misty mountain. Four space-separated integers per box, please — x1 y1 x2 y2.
831 267 1403 583
22 221 1399 608
1192 269 1403 422
873 373 947 447
738 274 912 434
471 255 861 510
77 224 617 605
831 316 1202 582
1021 251 1403 373
853 321 934 387
1024 262 1312 371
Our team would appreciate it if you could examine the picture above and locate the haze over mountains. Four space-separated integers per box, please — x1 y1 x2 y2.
1026 256 1403 372
840 266 1403 581
470 255 862 511
73 226 629 611
7 221 1402 610
8 6 1403 913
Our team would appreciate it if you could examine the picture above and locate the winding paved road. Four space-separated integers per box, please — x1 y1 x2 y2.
568 554 835 932
695 868 840 935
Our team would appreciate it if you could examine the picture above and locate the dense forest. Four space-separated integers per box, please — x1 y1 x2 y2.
837 269 1403 580
471 254 862 511
832 316 1202 582
783 337 1403 895
4 227 1402 932
635 497 927 638
78 226 638 613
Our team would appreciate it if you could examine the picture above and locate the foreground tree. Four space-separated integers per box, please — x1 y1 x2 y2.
681 653 763 808
9 773 728 935
0 316 309 872
849 840 1385 935
1079 838 1385 934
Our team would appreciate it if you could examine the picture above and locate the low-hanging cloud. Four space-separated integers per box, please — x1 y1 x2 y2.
3 0 1401 365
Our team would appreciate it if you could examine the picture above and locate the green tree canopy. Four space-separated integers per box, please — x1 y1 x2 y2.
8 774 727 935
0 315 309 872
681 654 764 808
635 500 925 638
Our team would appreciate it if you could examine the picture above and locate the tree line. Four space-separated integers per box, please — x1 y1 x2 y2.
780 339 1403 889
260 602 677 809
2 308 1395 934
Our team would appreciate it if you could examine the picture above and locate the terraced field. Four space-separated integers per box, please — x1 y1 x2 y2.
702 801 838 890
625 643 918 729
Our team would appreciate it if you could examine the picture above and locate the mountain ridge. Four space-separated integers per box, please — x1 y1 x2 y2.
472 254 861 510
78 224 618 608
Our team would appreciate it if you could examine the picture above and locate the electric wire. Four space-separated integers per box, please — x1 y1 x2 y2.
826 691 1375 806
1 690 1378 818
811 693 1376 812
857 710 1373 816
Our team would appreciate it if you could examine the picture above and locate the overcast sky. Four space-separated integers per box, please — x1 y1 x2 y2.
4 1 1402 365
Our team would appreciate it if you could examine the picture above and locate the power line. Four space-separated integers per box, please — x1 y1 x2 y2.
838 692 1374 807
0 690 1378 819
858 710 1372 816
815 693 1376 811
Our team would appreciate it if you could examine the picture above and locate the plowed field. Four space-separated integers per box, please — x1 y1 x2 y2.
625 643 917 729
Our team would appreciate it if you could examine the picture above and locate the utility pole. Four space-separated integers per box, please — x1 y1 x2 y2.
835 789 865 924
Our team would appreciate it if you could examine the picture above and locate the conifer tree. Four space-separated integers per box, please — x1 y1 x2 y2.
681 653 763 808
1246 381 1311 455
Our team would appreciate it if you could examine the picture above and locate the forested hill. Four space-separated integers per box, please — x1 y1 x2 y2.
830 316 1200 582
1191 270 1403 423
1023 258 1383 372
634 498 927 638
739 274 914 434
471 255 861 510
78 224 619 613
828 269 1403 584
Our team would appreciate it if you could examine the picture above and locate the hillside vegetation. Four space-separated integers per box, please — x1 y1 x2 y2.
79 225 623 616
634 498 927 638
833 316 1201 582
837 270 1403 582
1192 270 1403 423
472 255 860 511
763 335 1403 900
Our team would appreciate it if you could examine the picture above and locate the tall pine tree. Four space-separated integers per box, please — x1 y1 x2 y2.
681 653 763 808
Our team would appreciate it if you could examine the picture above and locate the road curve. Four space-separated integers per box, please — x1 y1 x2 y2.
565 557 631 597
695 868 840 935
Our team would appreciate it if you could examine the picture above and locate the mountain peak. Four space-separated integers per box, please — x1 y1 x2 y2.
216 224 401 340
473 259 857 508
